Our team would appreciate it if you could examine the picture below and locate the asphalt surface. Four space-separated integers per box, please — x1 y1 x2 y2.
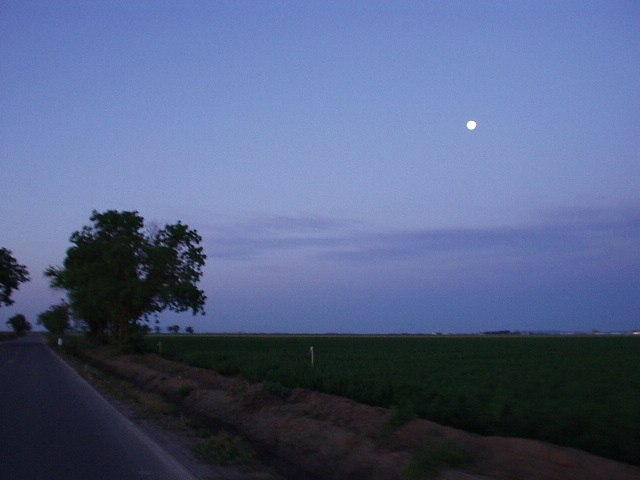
0 334 196 480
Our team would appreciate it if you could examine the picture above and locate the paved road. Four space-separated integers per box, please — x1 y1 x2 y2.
0 335 196 480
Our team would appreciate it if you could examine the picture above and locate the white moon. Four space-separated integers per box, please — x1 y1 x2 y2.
466 120 477 130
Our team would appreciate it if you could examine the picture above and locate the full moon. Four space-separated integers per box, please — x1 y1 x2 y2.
466 120 477 130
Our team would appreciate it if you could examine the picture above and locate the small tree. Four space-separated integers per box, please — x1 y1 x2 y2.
7 314 32 336
37 303 70 335
185 326 194 334
167 325 180 334
0 248 30 307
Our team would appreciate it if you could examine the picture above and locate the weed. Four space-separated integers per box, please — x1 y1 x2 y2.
131 390 176 417
194 432 255 466
177 384 194 398
177 415 211 438
383 404 417 435
404 439 469 479
260 381 292 399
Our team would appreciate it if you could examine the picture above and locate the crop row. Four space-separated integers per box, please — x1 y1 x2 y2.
148 335 640 465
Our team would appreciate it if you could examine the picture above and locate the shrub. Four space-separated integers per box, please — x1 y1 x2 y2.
195 433 255 466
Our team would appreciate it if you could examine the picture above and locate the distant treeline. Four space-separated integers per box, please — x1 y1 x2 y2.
481 330 528 335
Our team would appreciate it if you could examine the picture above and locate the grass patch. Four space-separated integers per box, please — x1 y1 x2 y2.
260 381 292 399
195 432 256 466
129 389 177 417
383 404 418 435
404 438 470 479
177 384 195 398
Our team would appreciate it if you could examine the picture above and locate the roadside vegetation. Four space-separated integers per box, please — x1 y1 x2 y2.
194 433 256 467
1 247 31 337
147 334 640 466
5 313 32 336
0 247 30 308
405 436 470 479
55 336 271 476
37 302 70 335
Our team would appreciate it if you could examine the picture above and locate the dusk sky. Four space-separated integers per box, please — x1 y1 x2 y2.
2 1 638 333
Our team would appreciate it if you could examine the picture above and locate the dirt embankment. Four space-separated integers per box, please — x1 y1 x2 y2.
75 347 640 480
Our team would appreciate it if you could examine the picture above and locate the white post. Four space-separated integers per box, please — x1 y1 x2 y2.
309 346 314 368
57 337 63 347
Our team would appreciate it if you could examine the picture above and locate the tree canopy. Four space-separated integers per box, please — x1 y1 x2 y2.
0 248 30 307
37 302 70 335
7 314 32 336
46 210 206 342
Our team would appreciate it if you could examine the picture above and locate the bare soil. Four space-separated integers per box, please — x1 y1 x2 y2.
74 346 640 480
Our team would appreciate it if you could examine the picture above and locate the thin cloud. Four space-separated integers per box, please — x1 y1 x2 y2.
204 205 640 270
205 213 359 259
328 225 599 261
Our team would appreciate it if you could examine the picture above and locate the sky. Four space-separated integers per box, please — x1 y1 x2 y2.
1 0 639 334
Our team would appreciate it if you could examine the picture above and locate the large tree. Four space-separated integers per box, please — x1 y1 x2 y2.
0 248 30 307
46 210 206 342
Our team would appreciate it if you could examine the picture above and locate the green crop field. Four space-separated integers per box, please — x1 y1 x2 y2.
148 334 640 465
